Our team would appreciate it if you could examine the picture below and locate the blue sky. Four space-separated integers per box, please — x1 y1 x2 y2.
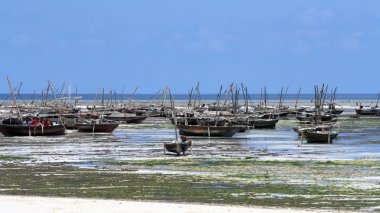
1 0 380 94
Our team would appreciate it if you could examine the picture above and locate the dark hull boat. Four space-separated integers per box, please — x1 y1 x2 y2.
296 114 337 122
296 116 314 122
104 116 147 124
355 108 379 116
253 119 278 129
176 125 241 137
61 114 78 129
302 130 338 143
327 108 344 115
293 124 332 136
164 140 192 155
0 124 66 136
169 117 198 125
76 123 119 133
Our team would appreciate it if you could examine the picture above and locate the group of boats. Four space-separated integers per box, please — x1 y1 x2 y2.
2 80 380 154
0 112 143 136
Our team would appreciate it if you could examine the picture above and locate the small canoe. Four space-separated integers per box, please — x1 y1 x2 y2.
164 140 192 155
302 130 338 143
0 124 66 137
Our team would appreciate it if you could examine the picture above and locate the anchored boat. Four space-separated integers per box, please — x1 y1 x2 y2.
76 122 119 133
0 124 66 136
176 125 241 137
164 140 192 155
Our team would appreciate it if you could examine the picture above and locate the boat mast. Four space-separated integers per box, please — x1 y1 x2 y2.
375 92 380 108
101 88 105 107
187 87 193 109
6 77 22 122
168 88 178 141
295 87 301 109
74 86 78 107
127 86 139 109
193 81 200 108
68 81 71 105
48 80 66 130
31 89 36 105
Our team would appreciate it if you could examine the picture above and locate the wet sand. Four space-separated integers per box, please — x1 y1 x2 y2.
0 195 342 213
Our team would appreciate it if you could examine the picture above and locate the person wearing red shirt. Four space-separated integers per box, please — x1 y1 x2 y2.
31 118 37 126
45 119 51 126
39 119 45 126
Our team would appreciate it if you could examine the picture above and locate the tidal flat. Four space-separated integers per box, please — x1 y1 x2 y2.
1 159 380 211
1 116 380 211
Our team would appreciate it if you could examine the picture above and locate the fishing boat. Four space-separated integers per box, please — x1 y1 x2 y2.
296 115 314 122
355 107 379 116
176 125 241 137
253 118 278 129
302 129 339 143
103 115 147 124
0 124 66 136
76 122 119 133
169 117 198 125
164 139 192 155
327 108 344 115
293 123 333 136
60 114 78 129
355 93 380 116
296 114 337 122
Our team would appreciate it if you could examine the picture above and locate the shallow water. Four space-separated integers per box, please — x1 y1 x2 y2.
1 117 380 164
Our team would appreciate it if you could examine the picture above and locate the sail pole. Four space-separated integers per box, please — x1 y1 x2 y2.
6 77 22 122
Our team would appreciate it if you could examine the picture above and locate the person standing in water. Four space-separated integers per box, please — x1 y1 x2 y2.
180 134 187 156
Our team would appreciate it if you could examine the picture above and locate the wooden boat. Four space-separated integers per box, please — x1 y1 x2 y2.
296 114 337 122
164 140 192 155
176 125 241 137
236 126 249 132
355 94 380 116
169 117 198 125
355 108 379 116
293 124 332 136
0 124 66 136
76 122 119 133
60 114 78 129
327 108 344 115
253 119 278 129
103 115 147 124
302 130 338 143
296 116 314 122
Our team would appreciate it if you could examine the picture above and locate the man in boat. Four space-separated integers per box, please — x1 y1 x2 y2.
45 119 51 126
180 134 187 156
32 118 37 126
39 119 45 126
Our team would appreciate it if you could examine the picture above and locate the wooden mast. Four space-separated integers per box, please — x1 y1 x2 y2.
6 77 22 122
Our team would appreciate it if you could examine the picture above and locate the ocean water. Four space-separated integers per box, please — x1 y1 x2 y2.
0 93 379 101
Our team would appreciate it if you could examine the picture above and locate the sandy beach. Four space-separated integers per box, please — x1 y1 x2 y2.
0 195 342 213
